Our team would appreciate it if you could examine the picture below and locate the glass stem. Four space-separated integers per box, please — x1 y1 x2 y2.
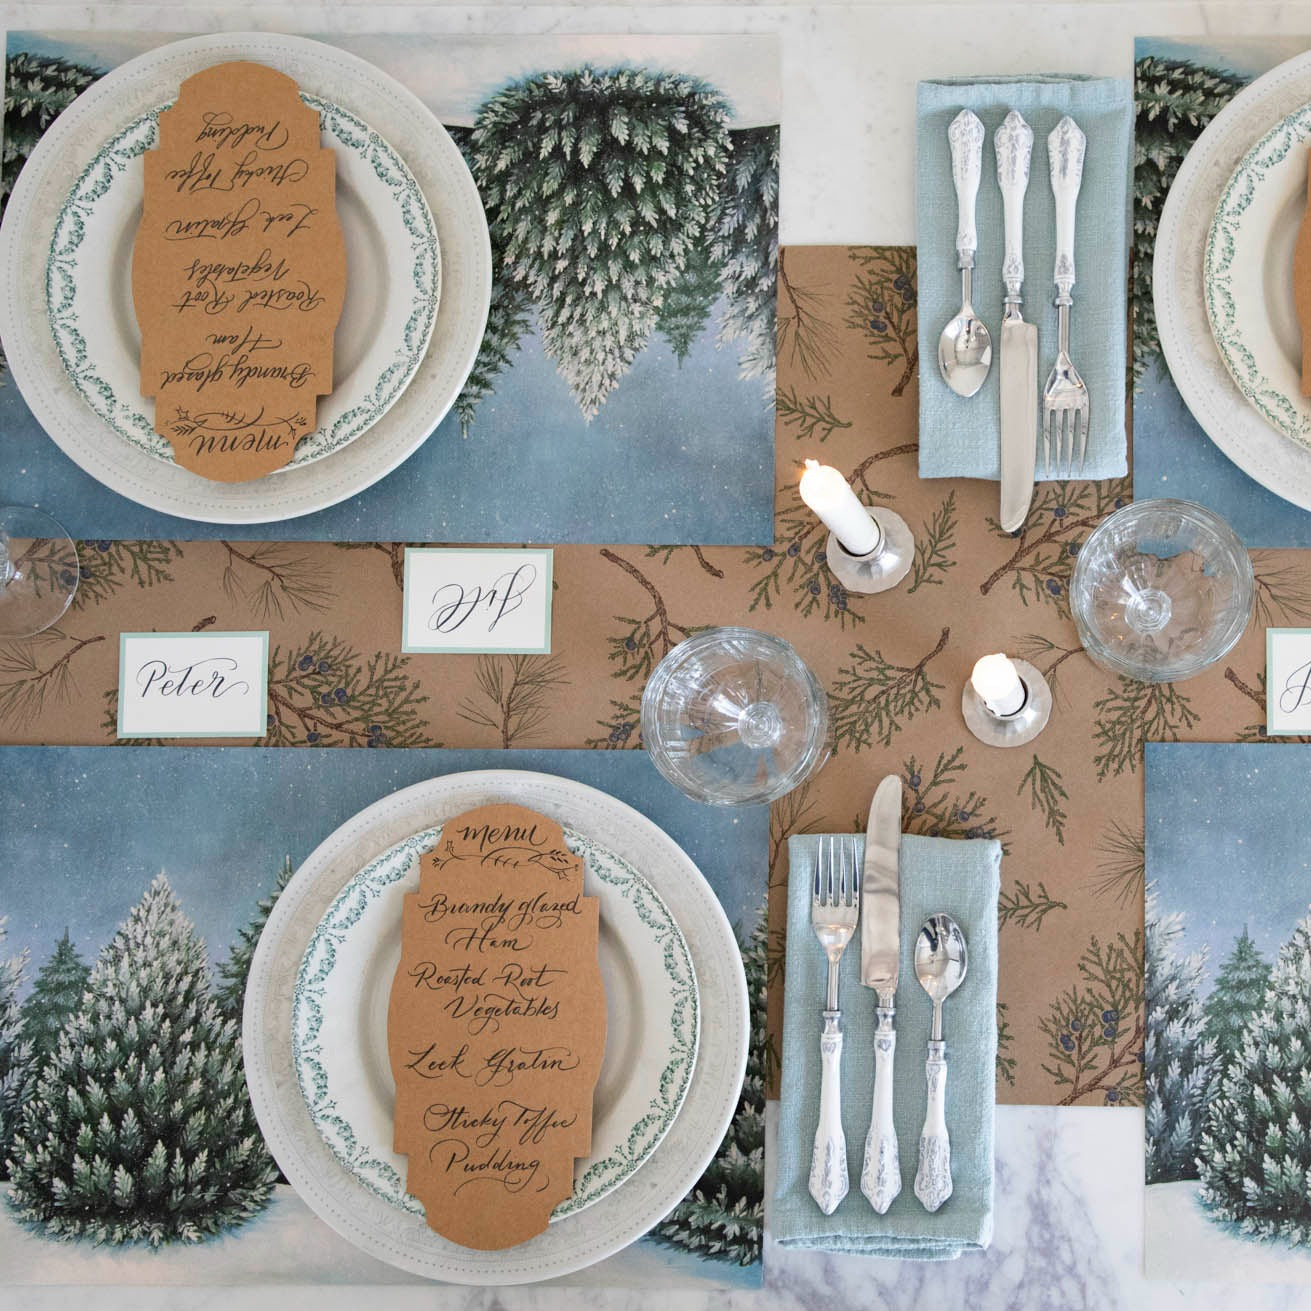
0 528 11 590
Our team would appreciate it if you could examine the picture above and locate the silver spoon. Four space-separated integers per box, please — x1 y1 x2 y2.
938 110 992 397
912 913 968 1211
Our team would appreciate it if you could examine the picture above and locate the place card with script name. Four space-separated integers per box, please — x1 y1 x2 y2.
116 631 269 738
132 61 346 481
387 803 606 1249
1266 628 1311 735
402 549 553 654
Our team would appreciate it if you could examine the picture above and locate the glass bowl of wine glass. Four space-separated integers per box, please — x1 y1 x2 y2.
1070 499 1253 683
641 627 830 805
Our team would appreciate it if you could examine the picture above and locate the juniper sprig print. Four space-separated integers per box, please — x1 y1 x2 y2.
997 1002 1017 1088
264 632 429 748
830 628 949 751
601 549 703 680
72 540 184 608
981 478 1131 614
1019 754 1068 845
844 246 918 395
1093 677 1200 778
585 695 643 750
1040 930 1145 1106
457 654 569 748
220 541 333 622
998 880 1068 932
900 746 1010 848
775 386 851 443
907 491 958 594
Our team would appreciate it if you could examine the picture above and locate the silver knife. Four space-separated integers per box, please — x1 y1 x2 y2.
996 109 1037 534
859 775 902 1213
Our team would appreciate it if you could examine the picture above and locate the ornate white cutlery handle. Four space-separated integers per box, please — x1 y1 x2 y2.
914 1039 952 1212
809 1015 849 1214
948 109 985 269
860 1004 901 1213
1048 115 1086 301
995 110 1033 301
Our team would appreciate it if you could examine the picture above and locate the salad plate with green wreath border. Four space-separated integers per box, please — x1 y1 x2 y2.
1204 98 1311 449
291 821 700 1225
47 93 440 472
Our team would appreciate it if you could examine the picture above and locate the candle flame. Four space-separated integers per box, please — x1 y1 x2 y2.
800 458 821 482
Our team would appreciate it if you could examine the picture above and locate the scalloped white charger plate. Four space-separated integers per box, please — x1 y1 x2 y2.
244 771 747 1285
1156 48 1311 509
47 95 440 470
0 32 491 523
291 823 698 1222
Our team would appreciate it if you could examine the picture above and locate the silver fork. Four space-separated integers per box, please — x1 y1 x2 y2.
1041 115 1089 480
808 836 860 1215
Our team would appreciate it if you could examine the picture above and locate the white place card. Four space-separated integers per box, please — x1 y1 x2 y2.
117 631 270 739
402 549 553 654
1266 628 1311 735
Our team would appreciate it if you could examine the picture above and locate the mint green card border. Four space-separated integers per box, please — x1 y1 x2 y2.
116 630 270 739
1264 627 1311 736
401 548 554 654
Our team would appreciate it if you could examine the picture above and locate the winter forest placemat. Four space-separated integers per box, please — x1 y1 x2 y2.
0 31 778 544
0 746 766 1287
1144 742 1311 1282
1133 36 1311 547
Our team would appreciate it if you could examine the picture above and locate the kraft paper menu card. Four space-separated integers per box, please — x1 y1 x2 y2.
132 61 346 481
387 804 607 1250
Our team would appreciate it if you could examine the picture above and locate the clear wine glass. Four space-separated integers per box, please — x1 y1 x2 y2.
1071 499 1253 683
0 506 80 638
641 627 831 805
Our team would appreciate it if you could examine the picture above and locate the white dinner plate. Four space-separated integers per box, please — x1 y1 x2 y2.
0 32 491 523
291 823 699 1221
47 95 439 470
244 771 748 1285
1205 99 1311 448
1156 48 1311 510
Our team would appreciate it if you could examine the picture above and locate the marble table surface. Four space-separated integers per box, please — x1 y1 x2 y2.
9 0 1311 1306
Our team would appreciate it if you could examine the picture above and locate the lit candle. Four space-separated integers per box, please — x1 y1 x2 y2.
798 459 880 556
971 653 1026 718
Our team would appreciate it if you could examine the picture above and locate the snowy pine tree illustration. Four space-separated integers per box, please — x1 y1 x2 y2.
0 918 32 1179
18 928 89 1059
1203 927 1270 1072
1198 909 1311 1241
7 876 275 1244
470 66 731 417
1144 891 1215 1183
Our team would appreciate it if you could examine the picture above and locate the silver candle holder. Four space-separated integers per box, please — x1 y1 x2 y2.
961 658 1052 748
823 507 914 595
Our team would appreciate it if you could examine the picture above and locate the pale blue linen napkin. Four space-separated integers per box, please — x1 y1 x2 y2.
774 833 1001 1257
916 76 1132 482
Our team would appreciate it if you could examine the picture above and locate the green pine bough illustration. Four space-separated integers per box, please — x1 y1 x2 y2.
1144 892 1215 1182
8 877 276 1244
1198 910 1311 1240
470 66 731 418
775 386 851 444
457 653 569 748
1134 57 1245 386
1093 677 1200 779
830 628 949 751
908 491 958 595
220 541 333 623
601 549 706 680
585 694 643 750
997 1002 1017 1088
844 247 918 395
1019 754 1068 845
654 910 764 1266
1090 820 1146 907
0 628 106 731
264 632 429 748
1040 930 1145 1106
